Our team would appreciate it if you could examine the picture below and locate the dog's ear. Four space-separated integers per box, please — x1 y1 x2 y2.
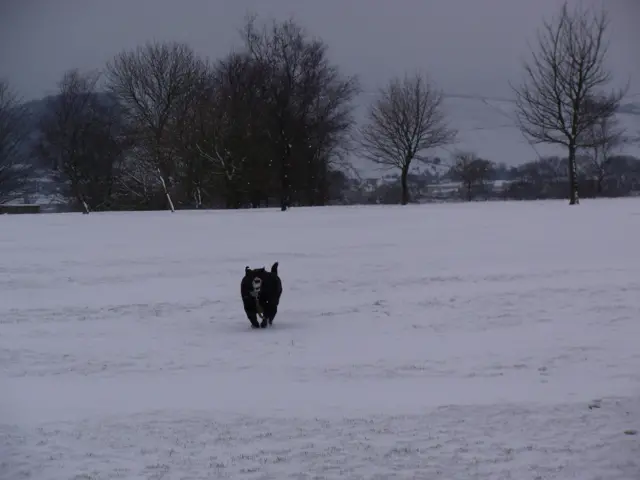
271 261 279 275
245 266 250 275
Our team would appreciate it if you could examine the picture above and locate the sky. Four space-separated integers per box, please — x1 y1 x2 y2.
0 0 638 102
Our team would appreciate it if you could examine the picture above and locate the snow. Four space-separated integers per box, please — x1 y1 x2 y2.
2 199 640 479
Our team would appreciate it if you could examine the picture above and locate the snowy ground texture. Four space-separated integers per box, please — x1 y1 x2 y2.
2 199 640 479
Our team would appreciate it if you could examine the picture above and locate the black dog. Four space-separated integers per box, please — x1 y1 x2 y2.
240 262 282 329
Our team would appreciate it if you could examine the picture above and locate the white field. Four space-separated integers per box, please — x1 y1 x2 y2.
2 199 640 479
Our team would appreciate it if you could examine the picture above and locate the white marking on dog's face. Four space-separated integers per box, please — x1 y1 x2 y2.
250 277 262 298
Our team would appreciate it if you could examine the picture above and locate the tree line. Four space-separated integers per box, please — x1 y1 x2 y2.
357 2 631 206
0 2 636 210
344 153 640 205
2 15 360 212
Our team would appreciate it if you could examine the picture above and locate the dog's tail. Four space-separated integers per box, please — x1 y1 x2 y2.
271 261 279 275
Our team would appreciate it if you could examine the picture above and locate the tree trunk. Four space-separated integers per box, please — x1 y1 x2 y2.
77 192 90 214
400 166 409 205
157 170 175 212
596 174 604 196
193 186 202 209
70 175 90 214
567 145 580 205
280 143 292 211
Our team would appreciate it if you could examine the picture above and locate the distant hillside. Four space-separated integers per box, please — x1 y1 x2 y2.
19 92 117 170
619 102 640 116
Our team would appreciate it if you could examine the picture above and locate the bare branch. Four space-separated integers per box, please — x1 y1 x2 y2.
358 71 457 204
105 41 206 195
578 95 628 194
239 14 360 209
510 1 627 204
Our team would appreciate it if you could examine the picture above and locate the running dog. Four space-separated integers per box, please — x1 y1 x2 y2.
240 262 282 328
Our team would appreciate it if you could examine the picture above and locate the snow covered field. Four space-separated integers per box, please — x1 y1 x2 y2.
2 199 640 479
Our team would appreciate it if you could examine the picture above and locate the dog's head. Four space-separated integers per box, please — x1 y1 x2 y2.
242 262 280 300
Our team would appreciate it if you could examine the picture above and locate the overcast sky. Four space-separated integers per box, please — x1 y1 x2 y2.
1 0 638 102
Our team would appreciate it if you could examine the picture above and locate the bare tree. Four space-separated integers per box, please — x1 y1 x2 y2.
37 69 123 213
359 72 456 205
241 15 359 210
301 68 360 206
511 1 627 205
0 80 32 204
192 52 264 208
579 95 627 195
449 152 494 201
105 41 206 212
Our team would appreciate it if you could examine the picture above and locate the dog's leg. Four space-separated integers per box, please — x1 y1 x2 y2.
255 299 269 328
247 311 260 329
264 304 278 326
243 298 260 329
